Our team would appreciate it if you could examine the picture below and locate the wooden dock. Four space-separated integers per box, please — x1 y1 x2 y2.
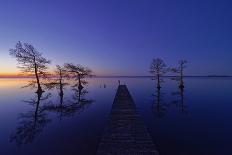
96 85 159 155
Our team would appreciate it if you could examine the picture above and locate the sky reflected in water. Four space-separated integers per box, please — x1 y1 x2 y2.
0 77 232 155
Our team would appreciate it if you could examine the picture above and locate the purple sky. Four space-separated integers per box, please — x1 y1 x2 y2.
0 0 232 76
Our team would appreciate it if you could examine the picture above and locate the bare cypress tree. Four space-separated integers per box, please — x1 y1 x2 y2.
9 41 51 93
171 60 187 89
46 65 69 105
56 65 68 97
64 63 93 90
149 58 167 89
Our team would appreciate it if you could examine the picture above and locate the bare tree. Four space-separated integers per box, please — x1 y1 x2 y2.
171 60 187 89
9 41 51 93
55 65 69 98
64 63 93 90
46 65 69 100
149 58 167 89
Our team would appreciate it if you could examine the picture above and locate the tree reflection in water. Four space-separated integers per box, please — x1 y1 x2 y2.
10 92 51 146
11 85 94 146
44 87 94 119
171 88 188 114
151 87 188 118
151 88 167 118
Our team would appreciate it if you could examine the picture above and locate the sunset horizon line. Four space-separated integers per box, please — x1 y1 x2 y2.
0 73 231 78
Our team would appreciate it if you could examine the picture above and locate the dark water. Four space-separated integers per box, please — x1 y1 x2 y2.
0 77 232 155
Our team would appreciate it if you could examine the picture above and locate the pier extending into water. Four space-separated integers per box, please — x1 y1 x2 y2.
97 85 159 155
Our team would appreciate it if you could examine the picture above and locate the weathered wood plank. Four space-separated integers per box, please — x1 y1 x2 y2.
96 85 159 155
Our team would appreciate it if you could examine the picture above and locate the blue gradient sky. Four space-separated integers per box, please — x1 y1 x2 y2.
0 0 232 76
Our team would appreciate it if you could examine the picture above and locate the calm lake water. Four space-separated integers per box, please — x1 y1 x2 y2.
0 77 232 155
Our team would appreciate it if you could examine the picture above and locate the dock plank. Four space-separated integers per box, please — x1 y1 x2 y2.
96 85 159 155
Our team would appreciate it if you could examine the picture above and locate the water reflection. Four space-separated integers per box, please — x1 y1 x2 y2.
151 88 167 118
1 77 231 155
10 79 94 146
44 87 94 119
171 89 188 114
10 92 51 146
152 86 188 118
72 87 94 104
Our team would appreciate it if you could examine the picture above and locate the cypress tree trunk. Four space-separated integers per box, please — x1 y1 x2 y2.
34 61 42 93
59 70 64 97
78 74 83 90
157 74 161 89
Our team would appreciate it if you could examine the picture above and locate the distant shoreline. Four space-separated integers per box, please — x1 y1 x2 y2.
0 75 232 78
95 75 232 78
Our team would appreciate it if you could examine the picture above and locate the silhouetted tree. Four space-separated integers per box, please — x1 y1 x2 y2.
42 65 70 120
56 65 66 100
9 41 51 93
149 58 167 89
42 64 93 120
46 65 69 104
171 60 187 89
64 63 92 90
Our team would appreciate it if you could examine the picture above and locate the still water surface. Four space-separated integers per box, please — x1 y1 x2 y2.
0 77 232 155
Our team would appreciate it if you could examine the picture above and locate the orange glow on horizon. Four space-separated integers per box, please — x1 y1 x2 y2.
0 71 34 78
0 78 29 87
0 66 113 77
0 73 20 77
